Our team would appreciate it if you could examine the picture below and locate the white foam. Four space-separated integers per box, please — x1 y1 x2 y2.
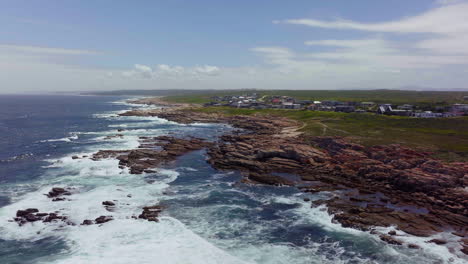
50 218 248 264
40 133 79 143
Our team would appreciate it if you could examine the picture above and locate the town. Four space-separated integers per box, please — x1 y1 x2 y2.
205 93 468 118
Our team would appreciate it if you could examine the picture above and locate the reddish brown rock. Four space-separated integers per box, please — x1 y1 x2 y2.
119 104 468 253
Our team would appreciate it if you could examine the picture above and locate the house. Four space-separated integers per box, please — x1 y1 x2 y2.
335 105 355 113
451 104 468 116
397 104 413 110
378 104 393 114
322 100 340 106
413 111 442 118
317 106 335 111
391 109 412 116
271 98 281 104
297 100 312 105
361 102 375 107
281 102 302 109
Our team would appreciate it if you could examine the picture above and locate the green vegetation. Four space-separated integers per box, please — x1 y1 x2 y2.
192 106 468 161
163 90 468 161
164 89 467 107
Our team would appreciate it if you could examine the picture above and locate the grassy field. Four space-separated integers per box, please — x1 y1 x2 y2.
190 106 468 162
164 89 468 107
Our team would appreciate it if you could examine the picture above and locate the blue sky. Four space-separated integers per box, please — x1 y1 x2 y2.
1 0 467 92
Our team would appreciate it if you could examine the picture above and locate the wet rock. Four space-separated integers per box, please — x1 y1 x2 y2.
102 201 115 206
388 230 397 236
14 210 67 225
24 214 40 222
427 239 447 245
408 244 420 249
43 213 66 223
47 187 72 198
95 216 113 224
72 155 79 159
94 136 212 174
81 219 94 225
16 208 39 217
138 205 163 222
379 235 403 245
247 173 293 186
461 245 468 255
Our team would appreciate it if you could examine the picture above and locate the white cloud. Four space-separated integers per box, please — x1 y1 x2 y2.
193 65 221 76
304 39 388 48
271 2 468 72
435 0 466 5
120 64 221 80
0 44 99 55
276 3 468 35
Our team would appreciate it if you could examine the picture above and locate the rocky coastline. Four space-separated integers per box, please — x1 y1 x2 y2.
13 99 466 257
119 101 468 256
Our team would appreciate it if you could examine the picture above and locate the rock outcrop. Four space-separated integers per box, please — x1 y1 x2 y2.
93 136 212 174
14 208 71 226
116 102 468 255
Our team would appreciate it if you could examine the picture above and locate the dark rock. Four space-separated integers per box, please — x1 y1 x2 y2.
388 230 397 236
137 205 163 222
247 173 293 186
427 239 447 245
102 201 115 206
81 219 94 225
47 187 71 198
379 235 403 245
95 216 113 224
36 213 48 217
16 208 38 217
25 214 40 222
408 244 420 249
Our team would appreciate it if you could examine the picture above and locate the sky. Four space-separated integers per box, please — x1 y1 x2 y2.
1 0 468 93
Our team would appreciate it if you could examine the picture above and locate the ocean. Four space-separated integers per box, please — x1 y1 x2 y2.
0 95 462 264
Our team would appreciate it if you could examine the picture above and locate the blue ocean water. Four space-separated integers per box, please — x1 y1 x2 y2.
0 95 462 264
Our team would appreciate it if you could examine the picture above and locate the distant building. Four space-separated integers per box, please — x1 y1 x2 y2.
282 102 302 109
451 104 468 116
335 105 355 113
361 102 375 107
391 109 412 116
322 100 340 106
397 104 413 110
271 98 281 104
413 111 442 118
378 104 393 114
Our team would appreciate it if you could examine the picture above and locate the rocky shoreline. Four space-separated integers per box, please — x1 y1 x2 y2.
13 99 466 257
120 101 468 256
